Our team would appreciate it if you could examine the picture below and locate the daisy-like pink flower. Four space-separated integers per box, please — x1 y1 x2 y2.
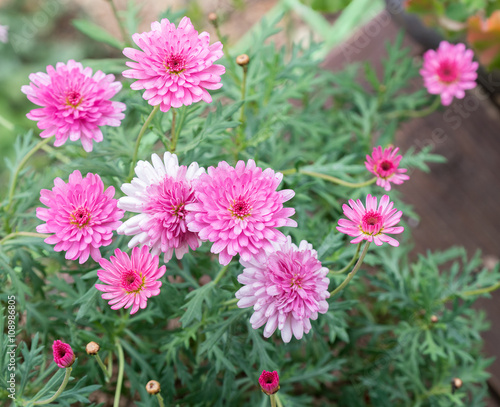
235 237 330 343
123 17 225 112
53 340 75 368
259 370 280 395
36 170 124 264
337 194 404 246
420 41 478 106
21 60 126 152
186 160 297 266
95 246 166 315
365 145 409 191
117 153 204 262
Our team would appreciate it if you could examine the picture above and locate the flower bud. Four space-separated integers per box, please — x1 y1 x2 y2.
259 370 279 395
86 341 100 355
146 380 161 395
451 377 463 393
430 315 438 323
53 340 75 368
208 12 218 23
236 54 250 67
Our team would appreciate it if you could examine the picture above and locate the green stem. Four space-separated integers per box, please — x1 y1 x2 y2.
128 105 160 182
234 65 248 161
41 144 71 164
330 242 370 297
156 393 165 407
386 96 441 120
107 0 130 47
0 114 14 131
329 242 362 275
169 109 177 152
0 232 50 245
213 265 229 285
221 298 238 307
95 354 111 381
5 137 53 212
460 282 500 297
270 394 277 407
275 393 284 407
113 339 125 407
33 367 72 405
281 168 376 188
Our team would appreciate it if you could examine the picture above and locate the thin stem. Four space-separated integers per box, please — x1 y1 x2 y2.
128 105 160 182
221 298 238 307
234 65 248 161
169 109 177 152
329 242 362 275
213 265 229 285
107 352 113 379
275 393 284 407
113 339 125 407
0 232 50 245
270 394 277 407
33 367 72 405
330 242 370 297
460 282 500 298
386 96 441 119
95 354 111 381
5 137 53 212
281 168 376 188
41 144 71 164
107 0 130 47
156 393 165 407
0 114 14 131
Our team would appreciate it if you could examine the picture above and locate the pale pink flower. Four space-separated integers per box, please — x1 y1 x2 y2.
420 41 478 106
235 237 330 343
53 340 75 368
186 160 297 266
365 146 409 191
0 25 8 43
95 246 166 315
337 194 404 246
117 153 204 262
36 170 124 264
259 370 280 395
123 17 225 112
21 60 126 152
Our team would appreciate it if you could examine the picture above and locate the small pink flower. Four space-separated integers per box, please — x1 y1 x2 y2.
95 246 166 315
53 340 75 368
36 170 124 264
365 146 409 191
123 17 225 112
337 194 404 246
117 153 204 262
21 60 126 152
420 41 478 106
259 370 280 395
186 160 297 266
235 237 330 343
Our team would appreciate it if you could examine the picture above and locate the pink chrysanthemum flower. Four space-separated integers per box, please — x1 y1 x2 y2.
235 237 330 343
117 153 204 262
36 170 124 264
259 370 280 395
53 340 75 368
0 25 8 43
21 60 126 152
337 194 404 247
95 246 166 315
186 160 297 266
123 17 225 112
365 146 409 191
420 41 478 106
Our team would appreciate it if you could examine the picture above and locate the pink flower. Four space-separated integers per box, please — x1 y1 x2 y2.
21 60 126 152
53 340 75 368
420 41 478 106
337 194 404 247
36 170 124 264
123 17 225 112
95 246 166 315
0 25 8 43
235 237 330 343
365 146 409 191
186 160 297 266
259 370 280 395
117 153 204 262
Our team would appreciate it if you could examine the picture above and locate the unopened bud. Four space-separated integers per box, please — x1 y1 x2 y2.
236 54 250 67
259 370 279 395
451 377 463 393
86 341 100 355
146 380 161 395
430 315 438 323
208 12 218 25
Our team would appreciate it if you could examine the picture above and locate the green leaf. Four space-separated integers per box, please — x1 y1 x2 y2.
72 20 124 49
